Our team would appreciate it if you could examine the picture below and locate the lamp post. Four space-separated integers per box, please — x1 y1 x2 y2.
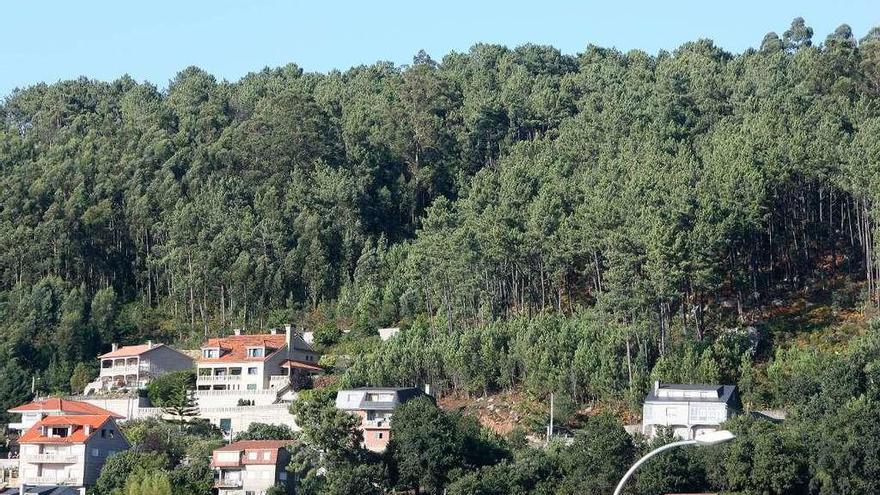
612 430 735 495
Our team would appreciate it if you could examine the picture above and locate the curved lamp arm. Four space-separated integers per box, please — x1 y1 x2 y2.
611 439 696 495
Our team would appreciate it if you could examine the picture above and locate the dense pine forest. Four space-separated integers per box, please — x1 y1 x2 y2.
3 15 880 432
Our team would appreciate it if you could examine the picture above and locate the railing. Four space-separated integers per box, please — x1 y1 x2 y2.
7 422 26 430
215 478 244 488
100 364 149 376
24 453 78 464
25 475 79 485
197 375 242 382
364 419 391 428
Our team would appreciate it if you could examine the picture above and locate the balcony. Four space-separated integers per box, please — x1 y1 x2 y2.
25 475 79 485
100 364 149 377
24 453 79 464
198 375 242 382
215 478 243 488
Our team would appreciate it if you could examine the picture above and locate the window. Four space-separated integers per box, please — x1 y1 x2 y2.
109 429 115 439
247 384 257 391
107 450 116 457
91 448 100 457
202 348 219 358
100 429 107 438
219 419 232 433
247 347 265 358
50 427 69 438
263 451 271 460
247 367 258 375
248 451 257 460
377 432 383 439
279 472 287 481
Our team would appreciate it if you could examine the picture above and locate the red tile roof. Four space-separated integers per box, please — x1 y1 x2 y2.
19 415 115 444
8 397 124 418
279 360 323 372
199 334 288 363
99 343 160 359
214 439 295 451
211 440 295 467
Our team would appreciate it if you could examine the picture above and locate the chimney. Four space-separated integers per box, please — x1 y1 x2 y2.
233 329 241 336
270 328 278 335
654 380 660 393
147 340 153 348
111 343 119 352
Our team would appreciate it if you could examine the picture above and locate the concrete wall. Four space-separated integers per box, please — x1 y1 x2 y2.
79 396 151 420
199 404 299 438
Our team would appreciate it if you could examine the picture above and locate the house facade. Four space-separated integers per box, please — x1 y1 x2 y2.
196 326 320 393
85 341 194 393
17 414 129 494
642 382 740 440
211 440 294 495
335 387 425 452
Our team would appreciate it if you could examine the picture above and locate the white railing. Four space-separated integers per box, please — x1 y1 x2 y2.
24 453 78 464
197 375 242 382
25 476 79 485
100 364 147 376
215 478 243 488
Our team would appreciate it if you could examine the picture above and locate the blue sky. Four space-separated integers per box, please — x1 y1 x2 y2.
2 1 878 96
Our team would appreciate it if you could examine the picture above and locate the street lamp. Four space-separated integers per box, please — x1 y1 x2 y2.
612 430 735 495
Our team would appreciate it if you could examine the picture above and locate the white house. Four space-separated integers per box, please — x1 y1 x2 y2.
17 414 129 494
84 341 193 393
195 326 320 393
642 382 740 440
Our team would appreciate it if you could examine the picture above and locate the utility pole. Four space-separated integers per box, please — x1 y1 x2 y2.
547 393 554 443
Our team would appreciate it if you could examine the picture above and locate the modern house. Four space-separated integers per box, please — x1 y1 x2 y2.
335 387 425 452
7 398 125 436
17 414 129 494
642 382 740 440
196 326 320 393
211 440 294 495
84 341 194 393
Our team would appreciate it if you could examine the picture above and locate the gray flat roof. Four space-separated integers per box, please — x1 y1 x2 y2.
644 383 738 404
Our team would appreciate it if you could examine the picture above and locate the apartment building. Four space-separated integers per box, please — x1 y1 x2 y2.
196 325 320 393
335 387 425 452
84 341 193 393
211 440 294 495
642 382 740 440
17 414 129 494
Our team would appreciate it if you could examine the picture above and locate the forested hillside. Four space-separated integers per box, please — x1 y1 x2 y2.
2 17 880 418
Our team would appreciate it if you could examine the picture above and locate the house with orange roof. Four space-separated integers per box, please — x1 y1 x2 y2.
17 414 128 493
7 398 124 436
196 325 320 393
211 440 294 495
83 340 193 394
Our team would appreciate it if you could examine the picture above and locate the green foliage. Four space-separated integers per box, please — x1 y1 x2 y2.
70 361 96 393
90 451 169 495
146 370 197 407
122 470 172 495
388 397 510 494
233 422 296 441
